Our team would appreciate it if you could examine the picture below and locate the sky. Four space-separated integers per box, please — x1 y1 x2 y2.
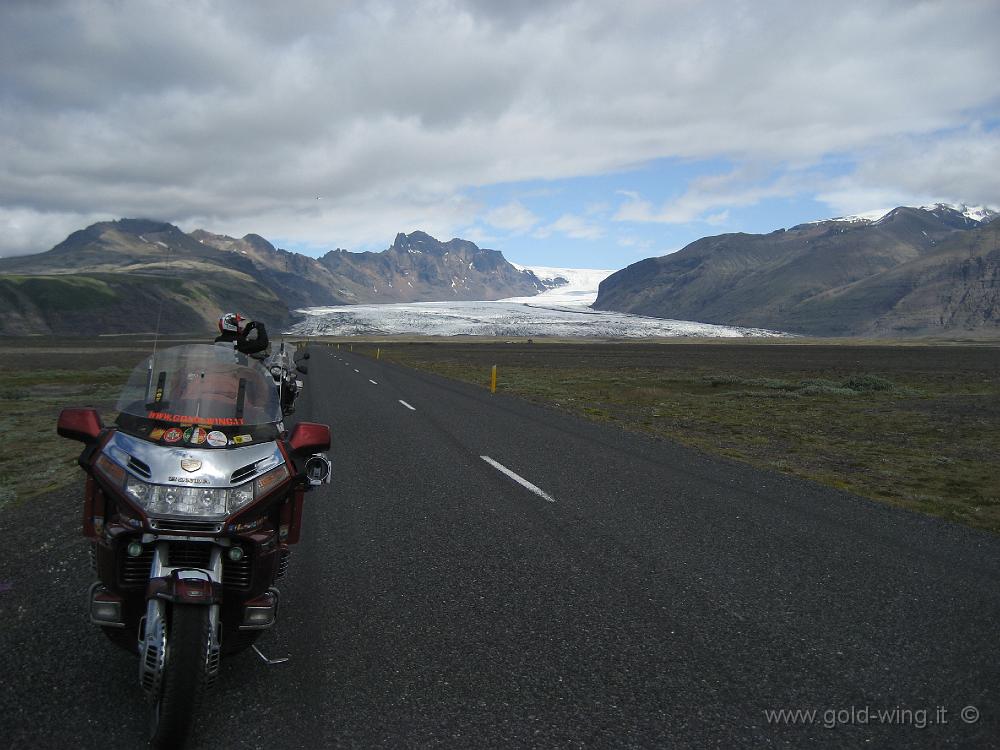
1 0 998 269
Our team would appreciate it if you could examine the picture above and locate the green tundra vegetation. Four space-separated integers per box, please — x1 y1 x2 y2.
0 339 174 507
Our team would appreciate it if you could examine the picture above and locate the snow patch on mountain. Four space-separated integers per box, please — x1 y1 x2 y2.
805 203 997 227
829 208 894 224
920 203 997 222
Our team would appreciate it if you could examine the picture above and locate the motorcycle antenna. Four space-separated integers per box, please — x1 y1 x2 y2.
149 239 173 360
144 236 174 401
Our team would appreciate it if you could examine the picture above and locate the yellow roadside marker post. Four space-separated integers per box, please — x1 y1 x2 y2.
377 348 381 360
491 364 497 394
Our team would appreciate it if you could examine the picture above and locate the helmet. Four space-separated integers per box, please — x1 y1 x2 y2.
218 312 246 335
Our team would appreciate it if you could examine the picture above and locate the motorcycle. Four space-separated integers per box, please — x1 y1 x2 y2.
267 341 309 416
57 343 332 747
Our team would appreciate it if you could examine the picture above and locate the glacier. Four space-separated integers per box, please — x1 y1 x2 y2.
288 265 788 339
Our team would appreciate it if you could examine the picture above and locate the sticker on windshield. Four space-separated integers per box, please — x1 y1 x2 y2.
185 427 208 445
149 428 165 441
233 434 253 445
207 430 227 447
163 427 184 444
146 411 245 426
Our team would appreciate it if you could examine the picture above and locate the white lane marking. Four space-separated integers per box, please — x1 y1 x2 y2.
354 368 360 373
369 379 378 385
480 456 555 503
398 399 416 411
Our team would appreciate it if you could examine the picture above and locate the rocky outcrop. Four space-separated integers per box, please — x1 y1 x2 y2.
317 231 546 303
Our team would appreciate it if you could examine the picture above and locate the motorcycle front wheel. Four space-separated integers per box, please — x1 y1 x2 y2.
149 604 211 749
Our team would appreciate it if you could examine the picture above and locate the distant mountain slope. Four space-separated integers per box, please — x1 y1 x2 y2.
0 219 288 335
316 231 545 303
594 205 1000 337
189 229 350 310
193 229 546 306
788 219 1000 336
0 220 544 335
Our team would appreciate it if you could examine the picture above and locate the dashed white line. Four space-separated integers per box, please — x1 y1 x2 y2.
369 379 378 385
480 456 555 503
398 400 416 411
354 369 360 373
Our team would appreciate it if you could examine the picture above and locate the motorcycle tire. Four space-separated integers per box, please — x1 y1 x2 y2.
149 604 211 749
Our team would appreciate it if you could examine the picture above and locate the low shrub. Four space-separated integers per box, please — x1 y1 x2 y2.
843 374 896 392
799 378 842 389
800 385 857 396
729 389 801 399
704 374 744 387
745 377 796 390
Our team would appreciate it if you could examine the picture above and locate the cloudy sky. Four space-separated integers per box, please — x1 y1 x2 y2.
2 0 998 268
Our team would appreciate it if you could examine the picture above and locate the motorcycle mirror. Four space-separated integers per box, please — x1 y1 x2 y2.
296 364 308 375
57 407 103 443
288 422 330 454
304 454 332 485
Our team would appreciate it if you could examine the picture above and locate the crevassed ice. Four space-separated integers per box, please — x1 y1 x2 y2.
288 263 788 339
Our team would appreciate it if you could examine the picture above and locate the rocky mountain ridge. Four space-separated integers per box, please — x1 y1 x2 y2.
594 205 1000 337
0 220 545 335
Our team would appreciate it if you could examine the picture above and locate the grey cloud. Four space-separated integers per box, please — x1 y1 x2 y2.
1 0 998 255
836 127 1000 210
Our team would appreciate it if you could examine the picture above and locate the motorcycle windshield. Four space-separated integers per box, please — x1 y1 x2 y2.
116 344 283 428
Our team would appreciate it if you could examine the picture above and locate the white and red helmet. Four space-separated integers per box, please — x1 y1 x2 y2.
218 312 246 335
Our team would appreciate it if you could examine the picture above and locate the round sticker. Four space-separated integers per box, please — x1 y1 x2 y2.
163 427 183 444
207 430 227 447
185 427 208 445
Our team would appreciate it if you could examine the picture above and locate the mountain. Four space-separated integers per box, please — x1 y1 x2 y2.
189 229 353 310
0 219 289 336
0 221 544 335
315 231 546 303
594 205 1000 337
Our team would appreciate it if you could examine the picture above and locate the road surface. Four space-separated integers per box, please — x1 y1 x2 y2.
1 344 998 748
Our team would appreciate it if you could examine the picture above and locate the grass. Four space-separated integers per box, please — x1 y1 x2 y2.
0 274 121 309
0 339 162 508
340 339 1000 534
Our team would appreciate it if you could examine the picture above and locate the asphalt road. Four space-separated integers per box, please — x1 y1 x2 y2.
2 344 999 748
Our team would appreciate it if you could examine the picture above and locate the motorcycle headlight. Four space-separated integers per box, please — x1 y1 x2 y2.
98 452 290 519
124 476 230 517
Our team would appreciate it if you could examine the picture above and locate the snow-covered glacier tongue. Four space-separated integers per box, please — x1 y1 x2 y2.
288 264 788 338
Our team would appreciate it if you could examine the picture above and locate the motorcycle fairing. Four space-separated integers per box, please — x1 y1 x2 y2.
102 430 284 490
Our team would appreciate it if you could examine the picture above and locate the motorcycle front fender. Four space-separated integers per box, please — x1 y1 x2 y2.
147 569 223 605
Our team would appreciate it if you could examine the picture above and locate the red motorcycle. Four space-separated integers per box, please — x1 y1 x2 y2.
58 343 331 747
